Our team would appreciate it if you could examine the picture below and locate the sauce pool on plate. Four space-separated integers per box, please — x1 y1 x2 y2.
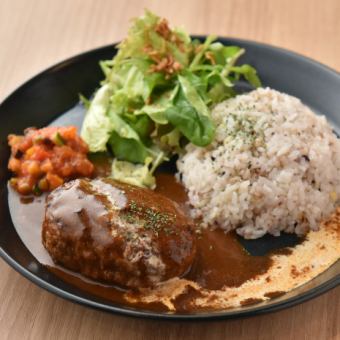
8 171 292 313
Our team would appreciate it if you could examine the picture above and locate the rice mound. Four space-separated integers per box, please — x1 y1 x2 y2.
177 88 340 239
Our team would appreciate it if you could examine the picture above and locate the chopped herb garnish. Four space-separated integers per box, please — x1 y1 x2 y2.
124 199 175 235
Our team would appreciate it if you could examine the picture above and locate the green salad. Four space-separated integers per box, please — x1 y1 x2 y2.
81 10 261 188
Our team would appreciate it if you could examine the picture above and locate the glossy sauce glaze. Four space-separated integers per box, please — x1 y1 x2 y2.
9 168 287 313
42 177 196 288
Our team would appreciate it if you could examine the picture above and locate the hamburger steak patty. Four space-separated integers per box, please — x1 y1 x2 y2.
42 178 196 288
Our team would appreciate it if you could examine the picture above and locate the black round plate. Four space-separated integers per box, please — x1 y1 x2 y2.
0 37 339 320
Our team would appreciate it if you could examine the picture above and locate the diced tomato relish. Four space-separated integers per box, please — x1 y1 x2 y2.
8 126 94 195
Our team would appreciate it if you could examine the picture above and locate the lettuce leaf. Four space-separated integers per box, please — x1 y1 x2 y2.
230 64 261 88
81 84 112 152
111 151 166 189
111 158 156 189
107 110 150 163
163 75 214 146
165 90 215 146
178 75 209 117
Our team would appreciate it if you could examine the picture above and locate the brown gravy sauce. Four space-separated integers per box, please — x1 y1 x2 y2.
186 228 272 290
9 167 292 313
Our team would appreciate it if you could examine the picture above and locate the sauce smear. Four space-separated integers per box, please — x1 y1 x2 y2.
187 228 272 290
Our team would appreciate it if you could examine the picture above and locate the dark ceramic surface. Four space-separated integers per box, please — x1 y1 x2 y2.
0 37 339 320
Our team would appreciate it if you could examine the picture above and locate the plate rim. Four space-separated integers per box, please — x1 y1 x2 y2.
0 248 339 320
0 36 339 320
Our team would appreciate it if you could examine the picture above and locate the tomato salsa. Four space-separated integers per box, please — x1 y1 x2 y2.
8 126 94 195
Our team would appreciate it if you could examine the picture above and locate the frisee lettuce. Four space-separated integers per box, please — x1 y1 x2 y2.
81 10 261 188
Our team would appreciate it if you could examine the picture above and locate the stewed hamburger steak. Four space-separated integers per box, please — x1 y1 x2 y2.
42 178 196 289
